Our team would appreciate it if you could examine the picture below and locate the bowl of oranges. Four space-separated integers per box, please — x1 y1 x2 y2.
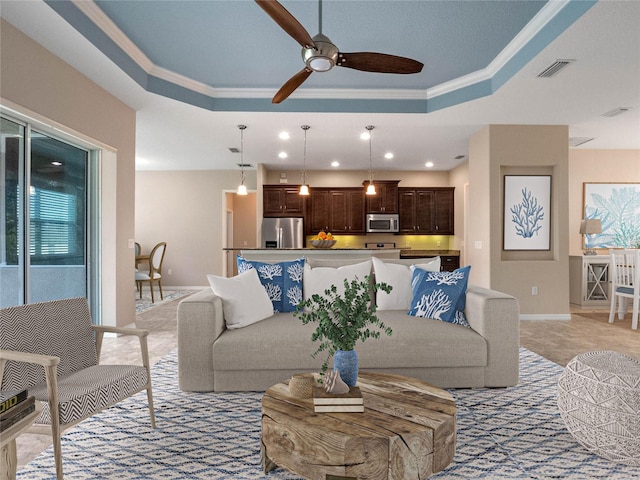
309 231 337 248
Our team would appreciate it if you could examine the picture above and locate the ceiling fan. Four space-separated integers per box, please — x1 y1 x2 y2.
255 0 424 103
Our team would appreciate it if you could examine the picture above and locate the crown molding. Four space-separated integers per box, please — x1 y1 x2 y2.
427 0 569 99
73 0 570 102
72 0 154 72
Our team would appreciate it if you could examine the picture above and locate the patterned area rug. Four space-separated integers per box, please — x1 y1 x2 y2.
135 289 194 314
18 349 640 479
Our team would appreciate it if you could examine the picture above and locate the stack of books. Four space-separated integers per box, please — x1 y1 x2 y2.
313 386 364 413
1 388 36 432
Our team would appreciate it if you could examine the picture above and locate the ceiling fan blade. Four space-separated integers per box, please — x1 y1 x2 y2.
273 68 313 104
255 0 316 49
337 52 424 74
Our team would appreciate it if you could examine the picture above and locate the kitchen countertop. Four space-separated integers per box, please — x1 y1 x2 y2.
224 247 398 251
400 249 460 256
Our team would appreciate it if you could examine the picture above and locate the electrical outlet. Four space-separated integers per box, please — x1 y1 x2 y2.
168 269 173 275
128 239 135 249
474 241 483 249
532 286 538 296
436 240 441 247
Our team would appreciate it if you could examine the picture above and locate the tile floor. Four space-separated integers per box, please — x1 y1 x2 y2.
14 294 640 470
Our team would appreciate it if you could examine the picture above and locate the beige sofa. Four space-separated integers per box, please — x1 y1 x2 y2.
177 279 520 392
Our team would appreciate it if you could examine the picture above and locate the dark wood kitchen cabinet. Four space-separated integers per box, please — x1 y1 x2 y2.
363 180 399 213
263 185 305 217
398 187 454 234
308 188 365 234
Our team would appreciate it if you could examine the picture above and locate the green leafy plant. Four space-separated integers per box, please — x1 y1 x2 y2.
294 275 392 380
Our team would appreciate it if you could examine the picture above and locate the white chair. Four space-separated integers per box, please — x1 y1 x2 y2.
609 249 640 330
135 241 167 303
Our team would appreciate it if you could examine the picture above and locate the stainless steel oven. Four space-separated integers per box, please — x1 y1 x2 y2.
366 213 399 233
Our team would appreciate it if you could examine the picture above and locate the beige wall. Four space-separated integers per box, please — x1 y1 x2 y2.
135 170 257 287
469 125 570 317
467 127 492 287
568 149 640 255
448 161 469 263
1 20 136 326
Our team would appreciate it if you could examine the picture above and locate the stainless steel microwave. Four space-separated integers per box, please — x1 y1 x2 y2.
366 213 399 233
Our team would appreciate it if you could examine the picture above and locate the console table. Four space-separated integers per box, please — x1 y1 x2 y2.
569 255 611 306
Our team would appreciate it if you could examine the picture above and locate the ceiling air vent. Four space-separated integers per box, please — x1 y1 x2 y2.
537 59 575 78
454 155 466 160
229 147 240 153
601 107 632 117
569 137 595 147
237 163 252 168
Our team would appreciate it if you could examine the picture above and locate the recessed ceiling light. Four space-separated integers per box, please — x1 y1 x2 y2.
384 152 394 160
425 161 434 168
331 161 340 167
278 152 288 159
360 132 370 140
278 131 290 140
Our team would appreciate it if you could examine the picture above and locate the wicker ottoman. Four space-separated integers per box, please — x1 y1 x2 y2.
557 351 640 466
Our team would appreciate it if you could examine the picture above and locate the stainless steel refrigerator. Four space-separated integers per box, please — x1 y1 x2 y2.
261 217 304 248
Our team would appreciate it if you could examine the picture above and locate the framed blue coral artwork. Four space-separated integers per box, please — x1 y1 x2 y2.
583 183 640 249
503 175 551 250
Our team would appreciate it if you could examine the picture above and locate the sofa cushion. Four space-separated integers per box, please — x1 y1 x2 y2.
207 269 273 329
303 260 372 301
212 310 486 372
372 256 441 310
408 265 471 327
236 256 304 312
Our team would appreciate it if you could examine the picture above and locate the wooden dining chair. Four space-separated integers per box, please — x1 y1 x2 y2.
135 242 167 303
609 249 640 330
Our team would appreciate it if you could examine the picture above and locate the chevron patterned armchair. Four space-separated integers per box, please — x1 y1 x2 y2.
0 297 156 480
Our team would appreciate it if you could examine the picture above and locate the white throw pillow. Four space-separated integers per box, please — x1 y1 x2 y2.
207 269 273 329
372 256 441 310
303 260 372 301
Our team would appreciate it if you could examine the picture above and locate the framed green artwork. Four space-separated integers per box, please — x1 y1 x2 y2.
583 182 640 249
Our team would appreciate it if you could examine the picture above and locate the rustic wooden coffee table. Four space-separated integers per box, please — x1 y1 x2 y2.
261 372 456 479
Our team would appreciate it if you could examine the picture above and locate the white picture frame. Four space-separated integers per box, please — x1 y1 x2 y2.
503 175 551 251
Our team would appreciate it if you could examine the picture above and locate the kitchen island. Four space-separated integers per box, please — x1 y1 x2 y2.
229 248 402 261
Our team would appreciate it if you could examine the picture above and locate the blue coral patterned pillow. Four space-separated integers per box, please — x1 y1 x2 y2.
408 265 471 327
236 256 305 313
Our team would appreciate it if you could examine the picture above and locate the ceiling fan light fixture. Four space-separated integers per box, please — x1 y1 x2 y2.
302 34 338 72
307 56 333 72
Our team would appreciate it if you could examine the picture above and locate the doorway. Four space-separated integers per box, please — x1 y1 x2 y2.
223 191 257 277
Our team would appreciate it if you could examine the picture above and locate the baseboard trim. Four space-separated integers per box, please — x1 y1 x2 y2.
520 314 572 321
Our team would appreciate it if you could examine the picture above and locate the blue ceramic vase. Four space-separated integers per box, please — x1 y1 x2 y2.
333 349 358 387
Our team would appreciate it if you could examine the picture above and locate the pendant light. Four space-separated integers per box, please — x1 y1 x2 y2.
365 125 376 195
299 125 310 196
236 125 248 195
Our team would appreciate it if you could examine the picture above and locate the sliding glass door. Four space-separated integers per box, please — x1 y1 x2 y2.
1 116 89 307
